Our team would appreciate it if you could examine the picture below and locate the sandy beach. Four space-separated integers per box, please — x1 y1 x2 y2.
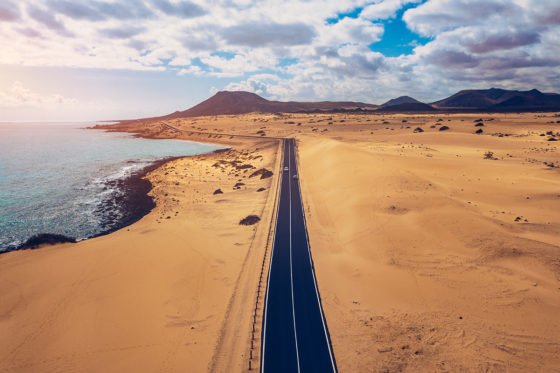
0 134 281 372
1 112 559 372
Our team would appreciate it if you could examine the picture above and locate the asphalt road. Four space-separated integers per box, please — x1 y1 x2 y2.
261 139 337 373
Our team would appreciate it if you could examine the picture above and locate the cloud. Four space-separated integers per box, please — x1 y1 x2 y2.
151 0 206 18
221 22 317 47
0 0 558 107
181 28 219 51
46 0 153 21
403 0 517 36
361 0 419 20
224 74 282 96
319 17 384 46
16 27 43 38
527 0 560 25
0 81 78 107
462 30 540 54
0 1 20 21
99 26 146 39
27 4 74 36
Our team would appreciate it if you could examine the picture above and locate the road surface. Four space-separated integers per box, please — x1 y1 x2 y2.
261 139 337 373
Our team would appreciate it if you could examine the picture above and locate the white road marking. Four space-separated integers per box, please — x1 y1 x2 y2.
262 139 337 373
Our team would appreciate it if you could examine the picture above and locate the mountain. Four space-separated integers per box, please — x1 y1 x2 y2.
432 88 560 111
376 102 437 112
381 96 423 108
165 91 378 118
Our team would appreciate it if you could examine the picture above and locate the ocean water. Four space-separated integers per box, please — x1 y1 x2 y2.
0 123 223 252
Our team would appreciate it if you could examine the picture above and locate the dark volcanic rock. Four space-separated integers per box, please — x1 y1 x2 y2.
239 215 260 225
213 188 223 195
236 164 255 170
413 127 424 133
439 126 450 131
18 233 76 250
249 168 273 179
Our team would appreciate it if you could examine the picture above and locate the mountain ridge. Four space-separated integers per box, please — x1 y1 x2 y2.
165 91 378 118
432 88 560 111
122 88 560 122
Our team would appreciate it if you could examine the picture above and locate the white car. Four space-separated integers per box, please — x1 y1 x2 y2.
284 166 289 172
293 174 298 180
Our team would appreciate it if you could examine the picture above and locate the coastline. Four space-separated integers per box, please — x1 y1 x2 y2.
10 157 176 252
0 132 281 372
2 112 558 372
4 121 231 253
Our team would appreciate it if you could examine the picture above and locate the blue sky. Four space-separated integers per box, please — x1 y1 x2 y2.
328 2 432 57
370 3 432 56
0 0 558 121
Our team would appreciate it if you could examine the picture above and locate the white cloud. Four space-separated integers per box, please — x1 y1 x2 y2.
0 81 78 107
0 0 558 106
361 0 420 20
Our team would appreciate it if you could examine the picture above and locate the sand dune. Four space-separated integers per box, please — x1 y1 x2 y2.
2 111 559 372
296 124 560 371
97 111 560 371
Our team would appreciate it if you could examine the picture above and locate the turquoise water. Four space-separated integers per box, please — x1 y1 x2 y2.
0 123 223 251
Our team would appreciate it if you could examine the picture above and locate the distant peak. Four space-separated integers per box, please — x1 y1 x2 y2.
381 95 422 108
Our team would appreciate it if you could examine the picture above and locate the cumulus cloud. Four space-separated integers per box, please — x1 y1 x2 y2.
99 26 146 39
0 1 20 21
361 0 420 20
0 81 78 107
403 0 517 36
46 0 153 21
27 4 74 36
460 30 541 54
224 74 282 96
221 22 317 47
0 0 559 105
151 0 206 18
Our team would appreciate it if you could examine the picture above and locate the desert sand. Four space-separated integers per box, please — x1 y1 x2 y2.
0 135 281 372
1 112 560 372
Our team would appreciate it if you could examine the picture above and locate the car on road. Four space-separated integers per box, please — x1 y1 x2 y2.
293 174 298 180
284 166 289 172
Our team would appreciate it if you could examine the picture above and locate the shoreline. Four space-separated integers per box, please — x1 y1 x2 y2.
1 124 232 254
5 157 177 253
0 131 280 372
6 149 226 253
89 157 177 240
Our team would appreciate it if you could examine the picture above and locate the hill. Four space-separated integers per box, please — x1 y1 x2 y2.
376 102 437 112
432 88 560 111
381 96 423 108
165 91 378 118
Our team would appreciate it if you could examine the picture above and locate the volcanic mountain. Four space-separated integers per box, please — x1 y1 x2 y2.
380 95 424 108
164 91 378 118
432 88 560 111
377 95 436 112
376 102 437 112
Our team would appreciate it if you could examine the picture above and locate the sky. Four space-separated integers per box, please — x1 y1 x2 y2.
0 0 559 121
